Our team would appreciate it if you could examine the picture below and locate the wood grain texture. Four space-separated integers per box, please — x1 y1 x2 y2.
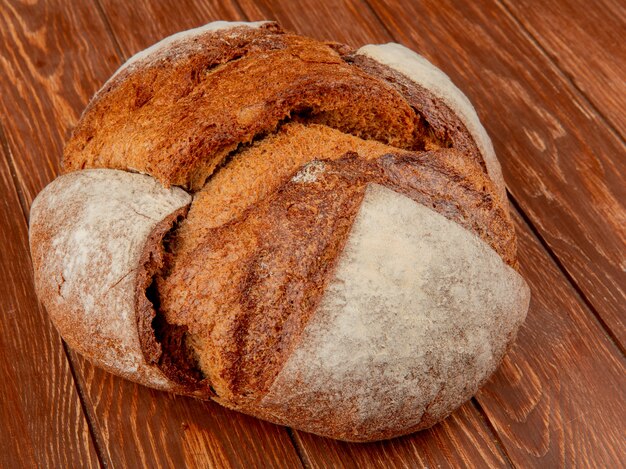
239 0 389 46
97 0 244 58
0 0 120 210
70 353 303 468
477 210 626 467
292 403 510 468
2 0 625 467
363 0 626 347
0 127 99 468
0 0 303 467
501 0 626 137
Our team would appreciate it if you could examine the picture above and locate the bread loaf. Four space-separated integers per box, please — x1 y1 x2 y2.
29 21 530 442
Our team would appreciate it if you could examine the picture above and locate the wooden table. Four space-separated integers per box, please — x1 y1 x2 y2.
1 0 624 467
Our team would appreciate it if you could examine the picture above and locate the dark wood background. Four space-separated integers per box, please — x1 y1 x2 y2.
1 0 624 467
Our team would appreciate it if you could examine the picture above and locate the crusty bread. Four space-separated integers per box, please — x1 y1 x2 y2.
29 21 530 442
29 169 190 391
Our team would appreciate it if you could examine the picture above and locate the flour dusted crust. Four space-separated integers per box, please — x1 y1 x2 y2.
260 184 529 441
29 169 191 390
30 21 531 442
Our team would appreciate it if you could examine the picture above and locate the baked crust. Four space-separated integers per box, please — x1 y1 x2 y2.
63 23 424 190
29 21 531 442
158 141 516 401
29 169 191 391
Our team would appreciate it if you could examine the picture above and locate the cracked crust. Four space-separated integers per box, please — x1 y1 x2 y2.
158 144 517 408
29 169 191 390
353 44 507 204
63 22 424 190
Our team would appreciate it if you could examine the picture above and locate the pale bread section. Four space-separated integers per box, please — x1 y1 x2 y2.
357 43 507 202
29 169 191 389
261 184 529 441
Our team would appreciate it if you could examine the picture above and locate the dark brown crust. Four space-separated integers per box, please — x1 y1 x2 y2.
135 204 213 395
348 53 488 180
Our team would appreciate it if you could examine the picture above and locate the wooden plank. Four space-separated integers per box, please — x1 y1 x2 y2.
0 1 303 466
70 353 303 468
476 211 626 467
239 0 389 46
89 1 514 467
0 128 99 468
97 0 244 57
0 0 121 209
501 0 626 136
363 0 626 347
292 403 510 468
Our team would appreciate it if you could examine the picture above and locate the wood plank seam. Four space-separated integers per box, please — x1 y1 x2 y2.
0 120 100 466
62 342 109 469
508 194 626 357
229 0 249 22
497 0 625 144
470 398 515 468
358 0 394 39
1 117 110 468
93 0 125 59
0 122 28 221
1 2 141 465
286 428 312 469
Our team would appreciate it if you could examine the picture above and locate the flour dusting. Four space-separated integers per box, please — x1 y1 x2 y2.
29 169 190 388
262 184 529 440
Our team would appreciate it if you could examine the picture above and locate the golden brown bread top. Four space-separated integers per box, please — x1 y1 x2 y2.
176 123 407 254
175 121 513 271
63 24 430 190
349 53 489 181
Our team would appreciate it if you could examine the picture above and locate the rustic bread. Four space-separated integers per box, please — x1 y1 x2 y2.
29 21 530 442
